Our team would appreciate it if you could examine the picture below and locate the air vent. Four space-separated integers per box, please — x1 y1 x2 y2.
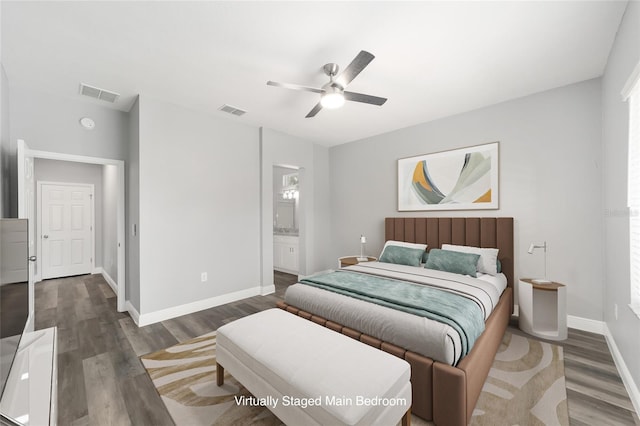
79 83 120 103
218 104 247 116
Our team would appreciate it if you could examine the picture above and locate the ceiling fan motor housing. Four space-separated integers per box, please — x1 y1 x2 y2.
323 63 340 78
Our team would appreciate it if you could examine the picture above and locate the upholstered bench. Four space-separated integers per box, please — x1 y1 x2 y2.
216 308 412 426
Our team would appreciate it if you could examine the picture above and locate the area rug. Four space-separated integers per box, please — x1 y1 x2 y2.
140 330 568 426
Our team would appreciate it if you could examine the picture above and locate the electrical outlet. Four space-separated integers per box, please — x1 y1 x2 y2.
201 272 208 283
614 303 619 320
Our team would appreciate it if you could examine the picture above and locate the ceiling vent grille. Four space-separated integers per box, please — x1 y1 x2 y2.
218 104 247 116
79 83 120 103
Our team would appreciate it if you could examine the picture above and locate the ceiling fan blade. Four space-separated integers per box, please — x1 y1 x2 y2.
344 91 387 106
335 50 375 88
305 102 323 118
267 81 324 94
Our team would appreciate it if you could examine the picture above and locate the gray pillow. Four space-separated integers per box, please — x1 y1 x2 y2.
379 245 425 267
424 249 480 277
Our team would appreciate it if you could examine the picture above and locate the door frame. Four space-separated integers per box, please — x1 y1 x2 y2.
17 140 127 312
36 181 96 281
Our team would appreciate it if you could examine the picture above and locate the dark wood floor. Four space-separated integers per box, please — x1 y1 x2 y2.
34 271 638 425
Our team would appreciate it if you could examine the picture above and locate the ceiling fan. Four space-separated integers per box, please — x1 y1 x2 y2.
267 50 387 118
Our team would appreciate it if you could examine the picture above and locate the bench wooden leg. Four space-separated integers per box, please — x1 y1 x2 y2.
402 406 411 426
216 362 224 386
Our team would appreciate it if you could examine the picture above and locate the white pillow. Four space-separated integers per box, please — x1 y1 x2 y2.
441 244 499 276
380 240 427 259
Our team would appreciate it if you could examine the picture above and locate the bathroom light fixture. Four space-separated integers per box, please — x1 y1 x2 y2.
320 86 345 109
282 190 299 200
358 235 367 261
527 241 551 284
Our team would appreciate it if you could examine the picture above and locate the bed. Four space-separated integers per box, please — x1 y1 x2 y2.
277 217 514 426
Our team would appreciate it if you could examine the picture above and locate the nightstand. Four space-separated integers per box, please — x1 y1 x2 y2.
518 278 567 341
338 256 377 268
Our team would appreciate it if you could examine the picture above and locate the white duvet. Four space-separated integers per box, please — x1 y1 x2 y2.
284 261 507 366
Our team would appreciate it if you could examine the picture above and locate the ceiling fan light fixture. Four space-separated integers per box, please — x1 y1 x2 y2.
321 90 345 109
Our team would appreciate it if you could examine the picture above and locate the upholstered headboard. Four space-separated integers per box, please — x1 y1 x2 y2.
384 217 514 288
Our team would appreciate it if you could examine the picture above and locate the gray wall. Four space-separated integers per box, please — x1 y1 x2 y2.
329 78 603 321
127 98 140 311
137 96 261 314
33 159 104 274
9 85 128 161
602 0 640 397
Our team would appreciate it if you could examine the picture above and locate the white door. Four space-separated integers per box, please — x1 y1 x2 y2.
17 139 36 332
40 183 94 279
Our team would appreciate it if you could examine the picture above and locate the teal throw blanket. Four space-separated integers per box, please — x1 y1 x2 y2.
300 271 485 359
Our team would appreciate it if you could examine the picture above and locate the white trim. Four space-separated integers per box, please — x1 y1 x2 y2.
136 286 263 327
567 315 606 335
260 284 276 296
517 313 640 413
514 312 605 335
126 301 140 326
27 150 121 167
603 324 640 416
101 269 118 295
24 313 34 336
273 267 298 275
628 303 640 320
622 59 640 101
23 148 127 313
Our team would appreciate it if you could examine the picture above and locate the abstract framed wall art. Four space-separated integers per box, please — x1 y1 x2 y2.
397 142 499 211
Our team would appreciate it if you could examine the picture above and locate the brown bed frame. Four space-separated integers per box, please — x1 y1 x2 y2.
277 217 514 426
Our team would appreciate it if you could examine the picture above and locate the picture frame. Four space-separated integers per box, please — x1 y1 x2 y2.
397 142 499 211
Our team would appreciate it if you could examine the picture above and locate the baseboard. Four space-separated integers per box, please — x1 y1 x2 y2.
513 311 605 335
100 270 118 295
261 284 276 295
274 267 298 275
567 315 606 335
513 313 640 413
136 286 262 327
126 301 141 326
603 324 640 416
92 266 103 275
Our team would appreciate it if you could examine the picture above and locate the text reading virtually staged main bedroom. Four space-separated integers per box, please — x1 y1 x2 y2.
0 1 640 425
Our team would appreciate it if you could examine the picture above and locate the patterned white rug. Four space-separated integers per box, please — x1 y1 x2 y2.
470 332 568 426
140 330 568 426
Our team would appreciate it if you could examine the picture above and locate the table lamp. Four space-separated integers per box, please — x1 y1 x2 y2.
527 241 551 284
358 235 368 261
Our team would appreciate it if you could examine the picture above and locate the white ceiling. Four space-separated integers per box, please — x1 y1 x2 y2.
1 1 628 146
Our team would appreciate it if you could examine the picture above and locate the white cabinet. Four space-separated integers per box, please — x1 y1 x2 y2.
274 235 299 274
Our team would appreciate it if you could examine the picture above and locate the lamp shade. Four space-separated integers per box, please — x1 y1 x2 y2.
321 87 345 109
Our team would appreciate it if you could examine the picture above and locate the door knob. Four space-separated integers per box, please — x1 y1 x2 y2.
43 234 49 239
28 256 37 262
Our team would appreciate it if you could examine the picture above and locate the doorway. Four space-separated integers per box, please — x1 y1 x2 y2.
17 140 126 319
273 166 300 275
37 182 95 280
